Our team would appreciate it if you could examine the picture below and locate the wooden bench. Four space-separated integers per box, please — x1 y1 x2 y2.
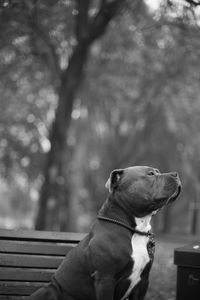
0 228 85 299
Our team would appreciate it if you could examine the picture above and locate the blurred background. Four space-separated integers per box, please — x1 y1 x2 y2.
0 0 200 236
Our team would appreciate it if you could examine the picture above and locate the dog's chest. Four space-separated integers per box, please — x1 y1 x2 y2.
121 216 151 300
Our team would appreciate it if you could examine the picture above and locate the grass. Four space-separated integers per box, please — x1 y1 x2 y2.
145 235 190 300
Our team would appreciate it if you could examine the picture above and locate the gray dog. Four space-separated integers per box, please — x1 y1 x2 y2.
28 166 181 300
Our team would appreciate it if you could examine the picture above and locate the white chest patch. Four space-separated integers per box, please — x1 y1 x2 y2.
121 215 152 300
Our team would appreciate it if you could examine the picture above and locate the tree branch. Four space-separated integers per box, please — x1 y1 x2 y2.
25 0 61 84
185 0 200 6
75 0 91 42
88 0 125 43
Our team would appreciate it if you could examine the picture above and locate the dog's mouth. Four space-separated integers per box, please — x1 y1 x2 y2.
167 183 182 204
151 182 181 214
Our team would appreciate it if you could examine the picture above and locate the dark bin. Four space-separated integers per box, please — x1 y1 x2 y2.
174 242 200 300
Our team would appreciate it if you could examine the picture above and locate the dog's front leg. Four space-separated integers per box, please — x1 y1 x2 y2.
93 271 115 300
129 279 149 300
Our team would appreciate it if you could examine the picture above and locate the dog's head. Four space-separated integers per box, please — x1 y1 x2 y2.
105 166 181 217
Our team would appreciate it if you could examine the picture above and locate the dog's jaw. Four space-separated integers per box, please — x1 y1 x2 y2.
167 184 182 204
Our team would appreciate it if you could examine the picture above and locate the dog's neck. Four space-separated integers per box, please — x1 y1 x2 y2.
99 195 153 234
99 193 148 230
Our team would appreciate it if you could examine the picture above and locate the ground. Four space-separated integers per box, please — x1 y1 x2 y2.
145 235 192 300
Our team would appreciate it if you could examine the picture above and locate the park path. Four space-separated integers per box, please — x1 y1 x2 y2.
146 234 199 300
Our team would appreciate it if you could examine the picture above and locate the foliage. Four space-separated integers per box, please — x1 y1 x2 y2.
70 1 200 232
0 0 200 232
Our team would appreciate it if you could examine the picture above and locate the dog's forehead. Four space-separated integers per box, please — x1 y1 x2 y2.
125 166 154 173
125 166 152 176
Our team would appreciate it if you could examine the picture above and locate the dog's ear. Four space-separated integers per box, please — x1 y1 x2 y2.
105 169 124 193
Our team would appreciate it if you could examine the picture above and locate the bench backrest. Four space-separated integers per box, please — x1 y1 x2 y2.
0 229 84 299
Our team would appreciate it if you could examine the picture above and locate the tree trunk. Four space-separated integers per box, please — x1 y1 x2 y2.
34 0 127 231
35 42 90 230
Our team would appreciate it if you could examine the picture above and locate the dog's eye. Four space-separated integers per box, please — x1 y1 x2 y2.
148 171 155 176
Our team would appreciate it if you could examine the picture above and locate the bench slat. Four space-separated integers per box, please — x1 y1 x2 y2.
0 254 63 268
0 296 27 299
0 230 83 299
0 268 54 282
0 281 47 295
0 229 85 243
0 240 74 255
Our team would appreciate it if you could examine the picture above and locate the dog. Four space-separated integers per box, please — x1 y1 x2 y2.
28 166 181 300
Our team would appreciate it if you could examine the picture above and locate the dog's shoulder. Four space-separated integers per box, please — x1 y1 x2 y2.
85 228 132 275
